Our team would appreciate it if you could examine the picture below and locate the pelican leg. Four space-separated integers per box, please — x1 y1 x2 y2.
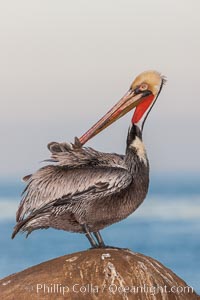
93 231 105 247
82 224 98 248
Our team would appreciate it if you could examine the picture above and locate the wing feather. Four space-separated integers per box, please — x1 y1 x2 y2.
17 151 131 222
17 167 132 224
47 141 125 168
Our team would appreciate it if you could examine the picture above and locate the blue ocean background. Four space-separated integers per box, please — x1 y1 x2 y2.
0 174 199 293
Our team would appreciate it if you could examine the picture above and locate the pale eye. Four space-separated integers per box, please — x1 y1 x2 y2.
140 83 148 91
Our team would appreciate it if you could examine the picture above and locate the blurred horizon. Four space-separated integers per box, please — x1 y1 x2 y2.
1 172 200 197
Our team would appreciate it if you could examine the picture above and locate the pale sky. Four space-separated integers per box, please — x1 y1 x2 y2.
0 0 200 178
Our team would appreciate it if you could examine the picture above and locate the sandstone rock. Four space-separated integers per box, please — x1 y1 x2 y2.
0 248 198 300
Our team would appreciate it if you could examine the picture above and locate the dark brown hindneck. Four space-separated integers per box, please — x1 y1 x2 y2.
126 124 142 148
125 124 149 175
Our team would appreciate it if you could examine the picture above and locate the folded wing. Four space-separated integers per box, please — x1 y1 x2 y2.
16 142 129 222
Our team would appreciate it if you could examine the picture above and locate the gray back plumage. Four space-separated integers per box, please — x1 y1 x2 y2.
16 141 129 222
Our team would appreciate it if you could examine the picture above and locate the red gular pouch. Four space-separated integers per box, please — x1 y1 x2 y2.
132 94 155 124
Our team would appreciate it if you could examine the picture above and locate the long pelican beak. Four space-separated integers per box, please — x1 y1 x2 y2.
77 88 151 146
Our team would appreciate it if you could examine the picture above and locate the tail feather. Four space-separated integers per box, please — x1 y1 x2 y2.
12 220 27 239
11 214 35 239
12 202 52 239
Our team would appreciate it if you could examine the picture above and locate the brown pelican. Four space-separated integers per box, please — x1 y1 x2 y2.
12 71 165 248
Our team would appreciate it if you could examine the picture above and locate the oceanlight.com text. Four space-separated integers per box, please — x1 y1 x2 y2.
34 283 194 296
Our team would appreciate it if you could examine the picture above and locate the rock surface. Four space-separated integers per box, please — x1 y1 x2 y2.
0 248 198 300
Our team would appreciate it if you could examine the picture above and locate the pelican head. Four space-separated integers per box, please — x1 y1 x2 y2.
78 70 165 146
